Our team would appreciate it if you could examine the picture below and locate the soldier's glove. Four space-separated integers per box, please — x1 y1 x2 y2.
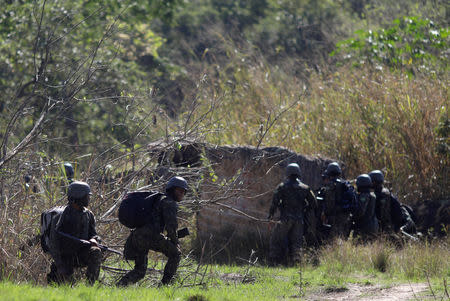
89 238 99 248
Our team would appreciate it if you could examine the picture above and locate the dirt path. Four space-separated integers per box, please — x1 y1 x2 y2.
306 282 431 301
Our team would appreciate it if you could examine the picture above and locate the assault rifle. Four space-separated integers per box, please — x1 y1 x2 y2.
399 226 419 242
57 230 123 256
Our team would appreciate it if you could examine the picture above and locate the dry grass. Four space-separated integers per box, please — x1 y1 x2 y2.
194 63 448 202
318 236 450 280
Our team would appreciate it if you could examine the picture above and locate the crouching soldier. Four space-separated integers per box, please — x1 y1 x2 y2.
268 163 317 266
117 176 188 286
47 181 102 285
352 174 379 241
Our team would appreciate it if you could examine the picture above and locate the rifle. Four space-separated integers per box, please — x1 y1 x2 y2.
399 226 419 242
57 230 123 256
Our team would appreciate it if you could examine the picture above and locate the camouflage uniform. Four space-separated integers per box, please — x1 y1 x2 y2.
118 195 181 286
319 179 354 240
375 187 415 234
353 191 379 239
48 205 102 284
268 178 316 265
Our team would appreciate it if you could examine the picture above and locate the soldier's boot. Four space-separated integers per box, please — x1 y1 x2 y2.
47 262 58 284
86 247 102 285
117 255 147 287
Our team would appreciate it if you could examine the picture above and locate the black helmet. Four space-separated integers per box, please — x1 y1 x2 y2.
356 174 372 188
324 162 342 177
285 163 301 177
68 181 91 199
369 170 384 184
64 163 74 179
166 176 188 191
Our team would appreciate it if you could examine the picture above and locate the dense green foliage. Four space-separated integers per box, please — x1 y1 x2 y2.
333 16 449 75
1 1 447 164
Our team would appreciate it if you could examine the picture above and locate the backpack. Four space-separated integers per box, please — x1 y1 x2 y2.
118 191 164 229
335 179 358 213
40 206 66 253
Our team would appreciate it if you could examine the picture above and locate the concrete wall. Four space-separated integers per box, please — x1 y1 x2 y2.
150 141 335 262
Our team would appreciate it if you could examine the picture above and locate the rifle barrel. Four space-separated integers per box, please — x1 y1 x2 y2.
57 230 123 255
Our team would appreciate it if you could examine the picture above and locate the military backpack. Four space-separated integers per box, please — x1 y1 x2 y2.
118 191 164 228
40 206 66 253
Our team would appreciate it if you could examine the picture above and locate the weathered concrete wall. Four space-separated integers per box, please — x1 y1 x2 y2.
149 141 336 262
195 145 332 261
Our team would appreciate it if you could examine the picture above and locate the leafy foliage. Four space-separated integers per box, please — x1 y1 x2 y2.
332 16 449 75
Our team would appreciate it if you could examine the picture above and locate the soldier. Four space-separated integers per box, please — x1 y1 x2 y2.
47 181 102 285
318 162 356 241
268 163 317 266
352 174 379 240
63 163 74 184
117 176 187 286
369 170 416 235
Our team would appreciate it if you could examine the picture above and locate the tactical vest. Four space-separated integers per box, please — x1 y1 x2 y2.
375 188 393 231
277 180 309 220
355 192 377 225
322 179 355 215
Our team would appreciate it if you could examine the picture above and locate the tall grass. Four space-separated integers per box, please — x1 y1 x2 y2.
319 236 450 281
194 62 448 202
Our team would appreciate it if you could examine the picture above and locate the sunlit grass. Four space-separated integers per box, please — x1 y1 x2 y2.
193 64 448 201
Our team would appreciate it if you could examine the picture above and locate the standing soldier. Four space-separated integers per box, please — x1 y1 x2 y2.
47 181 102 285
318 162 356 241
117 176 188 286
268 163 317 266
369 170 416 235
352 174 379 240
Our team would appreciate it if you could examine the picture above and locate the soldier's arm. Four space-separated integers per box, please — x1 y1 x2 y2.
87 211 101 243
306 189 317 210
268 188 280 219
162 200 179 244
399 205 416 233
389 193 404 231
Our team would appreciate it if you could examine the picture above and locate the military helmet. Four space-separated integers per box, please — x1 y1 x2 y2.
64 162 74 178
356 174 372 188
369 170 384 184
68 181 91 199
285 163 301 177
324 162 342 177
166 176 188 191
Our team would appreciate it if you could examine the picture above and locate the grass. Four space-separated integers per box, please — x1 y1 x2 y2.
1 237 449 300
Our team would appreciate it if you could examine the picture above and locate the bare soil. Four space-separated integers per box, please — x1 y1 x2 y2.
306 282 432 301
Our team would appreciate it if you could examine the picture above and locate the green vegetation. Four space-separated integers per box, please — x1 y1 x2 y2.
0 0 448 298
333 16 449 75
1 238 449 300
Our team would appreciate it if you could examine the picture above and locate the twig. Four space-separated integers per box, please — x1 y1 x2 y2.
425 272 436 299
215 202 280 224
444 278 449 299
